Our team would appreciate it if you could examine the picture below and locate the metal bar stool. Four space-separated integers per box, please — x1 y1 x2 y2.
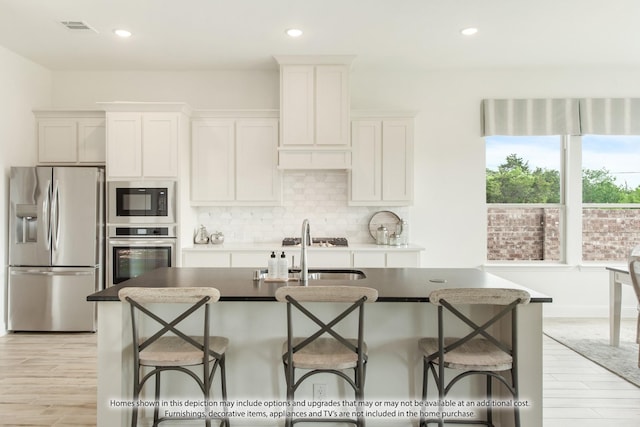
119 287 230 427
275 285 378 427
419 288 530 427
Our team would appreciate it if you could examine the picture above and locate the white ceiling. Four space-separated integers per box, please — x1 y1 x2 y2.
0 0 638 71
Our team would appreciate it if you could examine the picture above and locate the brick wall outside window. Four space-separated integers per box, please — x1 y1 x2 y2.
487 207 640 261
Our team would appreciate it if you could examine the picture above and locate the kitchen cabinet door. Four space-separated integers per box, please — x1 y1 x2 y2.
38 120 78 163
106 113 142 178
77 119 106 163
349 117 414 206
280 65 315 146
382 120 413 203
191 120 235 202
315 65 350 146
235 119 280 202
350 120 382 202
142 113 179 178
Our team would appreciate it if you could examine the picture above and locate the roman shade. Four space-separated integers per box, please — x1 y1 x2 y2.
579 98 640 135
482 98 640 137
482 98 581 136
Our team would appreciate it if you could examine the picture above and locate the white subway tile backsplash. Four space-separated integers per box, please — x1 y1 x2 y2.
195 171 409 244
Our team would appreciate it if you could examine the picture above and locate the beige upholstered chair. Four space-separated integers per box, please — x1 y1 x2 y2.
419 288 530 427
275 285 378 427
119 287 229 427
627 246 640 368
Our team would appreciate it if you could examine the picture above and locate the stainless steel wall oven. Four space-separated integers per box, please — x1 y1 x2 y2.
107 225 176 287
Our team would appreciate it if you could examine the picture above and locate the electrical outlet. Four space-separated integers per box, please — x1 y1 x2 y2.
313 383 327 400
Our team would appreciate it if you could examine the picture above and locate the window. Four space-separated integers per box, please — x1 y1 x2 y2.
582 135 640 261
483 97 640 263
486 136 563 261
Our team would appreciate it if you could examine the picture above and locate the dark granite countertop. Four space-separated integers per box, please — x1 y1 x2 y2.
87 267 552 303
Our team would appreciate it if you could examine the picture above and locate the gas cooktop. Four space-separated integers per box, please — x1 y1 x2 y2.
282 237 349 247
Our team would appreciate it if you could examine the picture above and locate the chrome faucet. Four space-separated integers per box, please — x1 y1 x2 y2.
300 219 311 285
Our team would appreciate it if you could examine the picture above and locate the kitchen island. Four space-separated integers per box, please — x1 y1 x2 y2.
88 267 551 427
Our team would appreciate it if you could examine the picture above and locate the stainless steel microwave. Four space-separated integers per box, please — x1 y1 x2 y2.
107 181 176 224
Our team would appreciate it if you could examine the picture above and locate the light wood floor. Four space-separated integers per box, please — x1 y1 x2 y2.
0 332 639 426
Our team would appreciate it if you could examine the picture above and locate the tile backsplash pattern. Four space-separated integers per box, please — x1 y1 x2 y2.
196 171 409 244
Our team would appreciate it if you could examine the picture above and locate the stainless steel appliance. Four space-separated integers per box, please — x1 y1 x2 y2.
8 167 104 332
108 181 176 224
107 225 176 287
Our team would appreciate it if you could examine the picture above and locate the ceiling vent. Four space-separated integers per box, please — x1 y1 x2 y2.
59 21 98 33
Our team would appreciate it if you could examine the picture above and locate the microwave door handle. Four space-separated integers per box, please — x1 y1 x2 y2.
42 180 52 250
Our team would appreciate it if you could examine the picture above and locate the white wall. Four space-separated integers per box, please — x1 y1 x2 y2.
0 45 52 334
50 65 640 317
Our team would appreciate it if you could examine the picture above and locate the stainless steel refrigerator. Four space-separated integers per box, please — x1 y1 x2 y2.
8 166 104 332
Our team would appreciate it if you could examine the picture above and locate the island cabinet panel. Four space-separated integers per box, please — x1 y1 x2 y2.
191 118 281 205
36 113 106 165
350 117 414 206
181 251 230 267
106 112 180 179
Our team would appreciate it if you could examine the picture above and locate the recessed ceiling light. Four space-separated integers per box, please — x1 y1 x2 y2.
285 28 303 38
113 29 132 38
461 27 478 36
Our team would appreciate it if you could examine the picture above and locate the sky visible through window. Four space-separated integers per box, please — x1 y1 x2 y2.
486 135 640 189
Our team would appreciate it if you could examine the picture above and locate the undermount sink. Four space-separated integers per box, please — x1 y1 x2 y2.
256 269 366 281
306 270 366 280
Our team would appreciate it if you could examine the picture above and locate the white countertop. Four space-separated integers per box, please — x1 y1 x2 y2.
183 242 425 252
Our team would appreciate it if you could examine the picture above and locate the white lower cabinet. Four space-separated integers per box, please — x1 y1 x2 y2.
353 250 420 268
352 251 386 268
182 248 421 269
182 251 230 267
308 251 352 268
231 252 270 268
386 251 420 268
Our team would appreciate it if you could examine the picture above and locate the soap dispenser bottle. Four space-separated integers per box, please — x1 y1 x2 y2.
278 251 289 280
268 251 277 279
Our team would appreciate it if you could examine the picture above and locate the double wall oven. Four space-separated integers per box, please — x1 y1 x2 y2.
107 181 177 287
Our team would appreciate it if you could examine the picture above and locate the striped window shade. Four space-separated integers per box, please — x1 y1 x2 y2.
579 98 640 135
482 98 580 136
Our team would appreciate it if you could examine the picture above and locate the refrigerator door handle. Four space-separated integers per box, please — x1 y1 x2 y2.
43 180 52 250
52 180 61 250
10 269 95 277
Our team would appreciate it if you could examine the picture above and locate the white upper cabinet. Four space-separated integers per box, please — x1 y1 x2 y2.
276 55 354 169
105 109 182 180
350 115 415 206
35 111 105 165
191 116 281 206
